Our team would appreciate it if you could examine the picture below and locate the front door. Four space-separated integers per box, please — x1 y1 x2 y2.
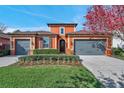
59 39 65 53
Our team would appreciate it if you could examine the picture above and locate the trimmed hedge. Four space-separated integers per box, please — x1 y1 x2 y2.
112 48 124 56
18 54 81 65
0 49 10 57
33 49 59 54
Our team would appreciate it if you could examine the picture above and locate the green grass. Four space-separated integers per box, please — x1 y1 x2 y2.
0 65 103 88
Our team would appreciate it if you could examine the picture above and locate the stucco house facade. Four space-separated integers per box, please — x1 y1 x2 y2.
10 23 112 56
0 33 10 51
112 36 124 49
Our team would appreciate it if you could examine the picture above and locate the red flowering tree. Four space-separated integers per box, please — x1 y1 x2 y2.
84 5 124 40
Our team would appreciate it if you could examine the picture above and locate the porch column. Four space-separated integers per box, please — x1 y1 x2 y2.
30 37 35 55
68 35 70 49
10 37 15 55
32 37 35 50
55 36 57 49
106 37 112 56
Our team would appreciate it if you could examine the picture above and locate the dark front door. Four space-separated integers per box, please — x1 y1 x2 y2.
59 39 65 53
74 39 106 55
16 39 30 55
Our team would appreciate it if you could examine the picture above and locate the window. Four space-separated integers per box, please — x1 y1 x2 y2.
60 27 65 35
43 37 50 48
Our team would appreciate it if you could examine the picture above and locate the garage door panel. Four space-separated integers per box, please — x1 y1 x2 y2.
16 39 30 55
74 40 106 55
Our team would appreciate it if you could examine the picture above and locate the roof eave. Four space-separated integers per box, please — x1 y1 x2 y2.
47 23 78 27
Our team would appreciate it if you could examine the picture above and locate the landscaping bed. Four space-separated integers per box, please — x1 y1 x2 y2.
18 54 81 66
112 48 124 60
113 55 124 60
0 49 10 57
33 49 59 54
0 65 103 88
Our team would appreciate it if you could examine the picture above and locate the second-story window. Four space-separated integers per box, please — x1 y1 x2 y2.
60 27 65 35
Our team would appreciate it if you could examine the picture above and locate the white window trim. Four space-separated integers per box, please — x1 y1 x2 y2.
49 27 51 32
42 37 50 48
59 27 65 35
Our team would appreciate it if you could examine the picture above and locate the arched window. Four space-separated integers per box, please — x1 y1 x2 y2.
59 27 65 35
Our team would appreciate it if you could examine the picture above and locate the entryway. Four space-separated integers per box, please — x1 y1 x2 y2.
80 55 124 88
59 39 65 53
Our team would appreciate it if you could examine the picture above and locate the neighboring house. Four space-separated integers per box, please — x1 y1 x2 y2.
0 33 10 51
112 36 124 49
9 23 112 56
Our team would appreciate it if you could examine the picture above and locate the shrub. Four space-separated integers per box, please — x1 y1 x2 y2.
18 54 81 65
112 48 124 56
0 49 10 57
33 49 59 54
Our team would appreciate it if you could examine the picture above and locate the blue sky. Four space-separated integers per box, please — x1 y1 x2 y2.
0 5 90 32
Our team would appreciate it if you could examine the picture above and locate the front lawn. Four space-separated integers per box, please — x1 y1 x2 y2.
0 65 103 88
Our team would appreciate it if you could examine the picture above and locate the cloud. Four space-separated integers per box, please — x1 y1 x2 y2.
72 5 90 31
5 28 17 33
72 14 84 31
4 26 49 33
5 6 63 22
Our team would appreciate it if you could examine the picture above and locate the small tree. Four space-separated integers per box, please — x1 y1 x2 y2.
111 5 124 41
84 5 124 41
0 23 7 33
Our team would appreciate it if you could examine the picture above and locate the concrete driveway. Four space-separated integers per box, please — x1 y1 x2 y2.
0 56 18 67
80 55 124 88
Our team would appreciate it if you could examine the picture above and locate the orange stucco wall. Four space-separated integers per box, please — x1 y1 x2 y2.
35 37 42 49
10 35 39 55
49 25 75 52
10 24 112 56
66 35 112 56
51 36 56 49
49 24 112 56
50 25 75 34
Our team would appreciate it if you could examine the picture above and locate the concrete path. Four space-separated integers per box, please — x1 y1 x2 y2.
0 56 18 67
80 55 124 88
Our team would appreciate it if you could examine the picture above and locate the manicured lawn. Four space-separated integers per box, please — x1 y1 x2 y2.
0 65 103 88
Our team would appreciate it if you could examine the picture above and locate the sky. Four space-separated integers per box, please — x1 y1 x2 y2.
0 5 90 33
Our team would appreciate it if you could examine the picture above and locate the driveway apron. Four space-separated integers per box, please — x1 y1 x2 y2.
80 55 124 88
0 56 18 67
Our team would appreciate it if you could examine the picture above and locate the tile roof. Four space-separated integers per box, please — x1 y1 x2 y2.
9 30 58 35
67 30 112 35
0 33 10 39
47 23 77 27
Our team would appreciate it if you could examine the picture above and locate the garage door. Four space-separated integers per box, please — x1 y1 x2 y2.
74 39 106 55
16 39 30 55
